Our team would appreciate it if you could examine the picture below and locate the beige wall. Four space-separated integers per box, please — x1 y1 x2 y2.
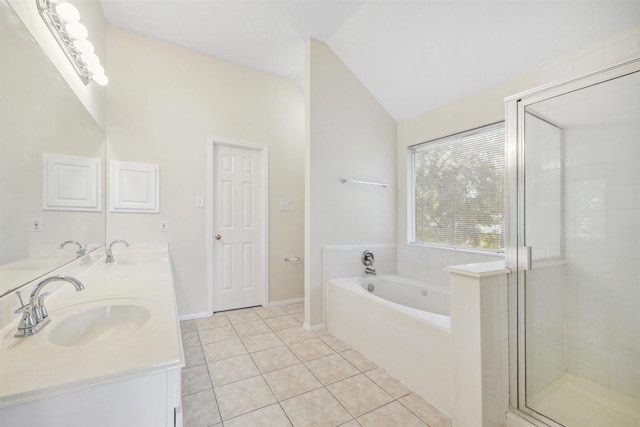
305 38 397 328
106 26 305 317
396 71 539 244
7 0 106 127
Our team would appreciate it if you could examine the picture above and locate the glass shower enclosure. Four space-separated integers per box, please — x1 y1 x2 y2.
506 57 640 426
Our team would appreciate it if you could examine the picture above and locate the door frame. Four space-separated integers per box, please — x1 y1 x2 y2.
505 57 640 425
207 137 269 314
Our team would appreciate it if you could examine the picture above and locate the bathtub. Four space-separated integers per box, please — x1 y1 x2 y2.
327 274 452 416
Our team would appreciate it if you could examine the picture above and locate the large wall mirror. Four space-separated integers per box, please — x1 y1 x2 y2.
0 1 106 297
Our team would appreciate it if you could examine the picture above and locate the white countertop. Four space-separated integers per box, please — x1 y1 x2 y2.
0 251 185 407
443 260 511 278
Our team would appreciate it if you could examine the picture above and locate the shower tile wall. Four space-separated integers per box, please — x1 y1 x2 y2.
562 96 640 399
527 70 640 400
322 243 501 292
539 26 639 85
480 273 510 427
323 244 397 284
524 26 640 401
397 244 502 286
524 266 566 395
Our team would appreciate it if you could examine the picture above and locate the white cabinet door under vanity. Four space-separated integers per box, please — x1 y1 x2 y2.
0 248 185 427
1 368 182 427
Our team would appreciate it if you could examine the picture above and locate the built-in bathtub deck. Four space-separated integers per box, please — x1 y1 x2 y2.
179 305 452 427
327 275 453 417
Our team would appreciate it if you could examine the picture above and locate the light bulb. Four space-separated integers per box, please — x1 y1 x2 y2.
65 22 88 40
93 73 108 86
81 53 100 67
88 63 104 76
54 2 80 23
73 39 94 54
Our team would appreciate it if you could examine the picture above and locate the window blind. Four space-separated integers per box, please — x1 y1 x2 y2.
412 122 505 251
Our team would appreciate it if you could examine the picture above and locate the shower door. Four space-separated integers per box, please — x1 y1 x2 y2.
506 58 640 426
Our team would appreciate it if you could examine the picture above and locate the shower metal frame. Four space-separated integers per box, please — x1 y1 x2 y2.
505 56 640 426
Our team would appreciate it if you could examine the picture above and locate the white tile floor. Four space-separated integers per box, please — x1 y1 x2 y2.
180 304 451 427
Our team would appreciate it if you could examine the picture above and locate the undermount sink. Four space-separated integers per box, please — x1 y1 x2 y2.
48 304 151 347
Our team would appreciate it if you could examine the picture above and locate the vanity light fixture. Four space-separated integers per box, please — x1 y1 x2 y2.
36 0 108 86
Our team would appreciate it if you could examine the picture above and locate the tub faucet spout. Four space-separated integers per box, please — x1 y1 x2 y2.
365 266 377 276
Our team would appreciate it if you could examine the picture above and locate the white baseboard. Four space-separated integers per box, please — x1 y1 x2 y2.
303 322 326 332
178 311 212 321
266 297 304 308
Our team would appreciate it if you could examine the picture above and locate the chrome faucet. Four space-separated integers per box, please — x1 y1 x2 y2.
15 275 85 337
106 240 130 263
59 240 86 258
362 250 376 276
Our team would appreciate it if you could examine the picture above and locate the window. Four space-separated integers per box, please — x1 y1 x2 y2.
410 122 505 251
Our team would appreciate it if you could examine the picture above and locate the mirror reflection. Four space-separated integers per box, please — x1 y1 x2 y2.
0 2 106 298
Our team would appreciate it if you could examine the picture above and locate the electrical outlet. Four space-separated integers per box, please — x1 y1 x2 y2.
160 220 168 232
279 201 289 211
31 218 42 232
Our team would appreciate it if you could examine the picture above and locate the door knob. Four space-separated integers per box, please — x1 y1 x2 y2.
215 234 222 240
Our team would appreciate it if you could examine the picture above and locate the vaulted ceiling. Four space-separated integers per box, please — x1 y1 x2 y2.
101 0 640 122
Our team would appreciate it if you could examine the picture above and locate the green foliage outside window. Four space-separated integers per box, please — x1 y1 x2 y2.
413 123 504 251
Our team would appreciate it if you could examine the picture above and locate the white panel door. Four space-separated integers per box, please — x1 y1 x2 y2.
213 144 265 311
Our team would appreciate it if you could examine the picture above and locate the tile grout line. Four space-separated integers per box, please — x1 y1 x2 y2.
218 313 279 423
185 305 443 427
322 381 361 424
395 397 436 427
214 308 302 425
280 335 359 426
349 391 420 425
179 327 208 399
216 308 356 425
275 401 295 427
202 313 225 425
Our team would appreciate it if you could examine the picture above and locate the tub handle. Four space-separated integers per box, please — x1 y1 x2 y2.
361 250 375 266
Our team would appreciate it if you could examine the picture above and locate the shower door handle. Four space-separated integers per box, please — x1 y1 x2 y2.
521 246 533 270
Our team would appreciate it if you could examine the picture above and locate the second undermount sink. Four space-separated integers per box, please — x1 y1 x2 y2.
48 304 151 347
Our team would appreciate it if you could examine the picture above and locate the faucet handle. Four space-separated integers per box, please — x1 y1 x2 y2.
14 290 29 314
14 291 36 335
37 292 50 320
361 250 375 266
15 306 37 337
16 309 37 336
33 292 50 323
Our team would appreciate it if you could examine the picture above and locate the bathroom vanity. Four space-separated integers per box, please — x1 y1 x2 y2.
0 248 185 427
